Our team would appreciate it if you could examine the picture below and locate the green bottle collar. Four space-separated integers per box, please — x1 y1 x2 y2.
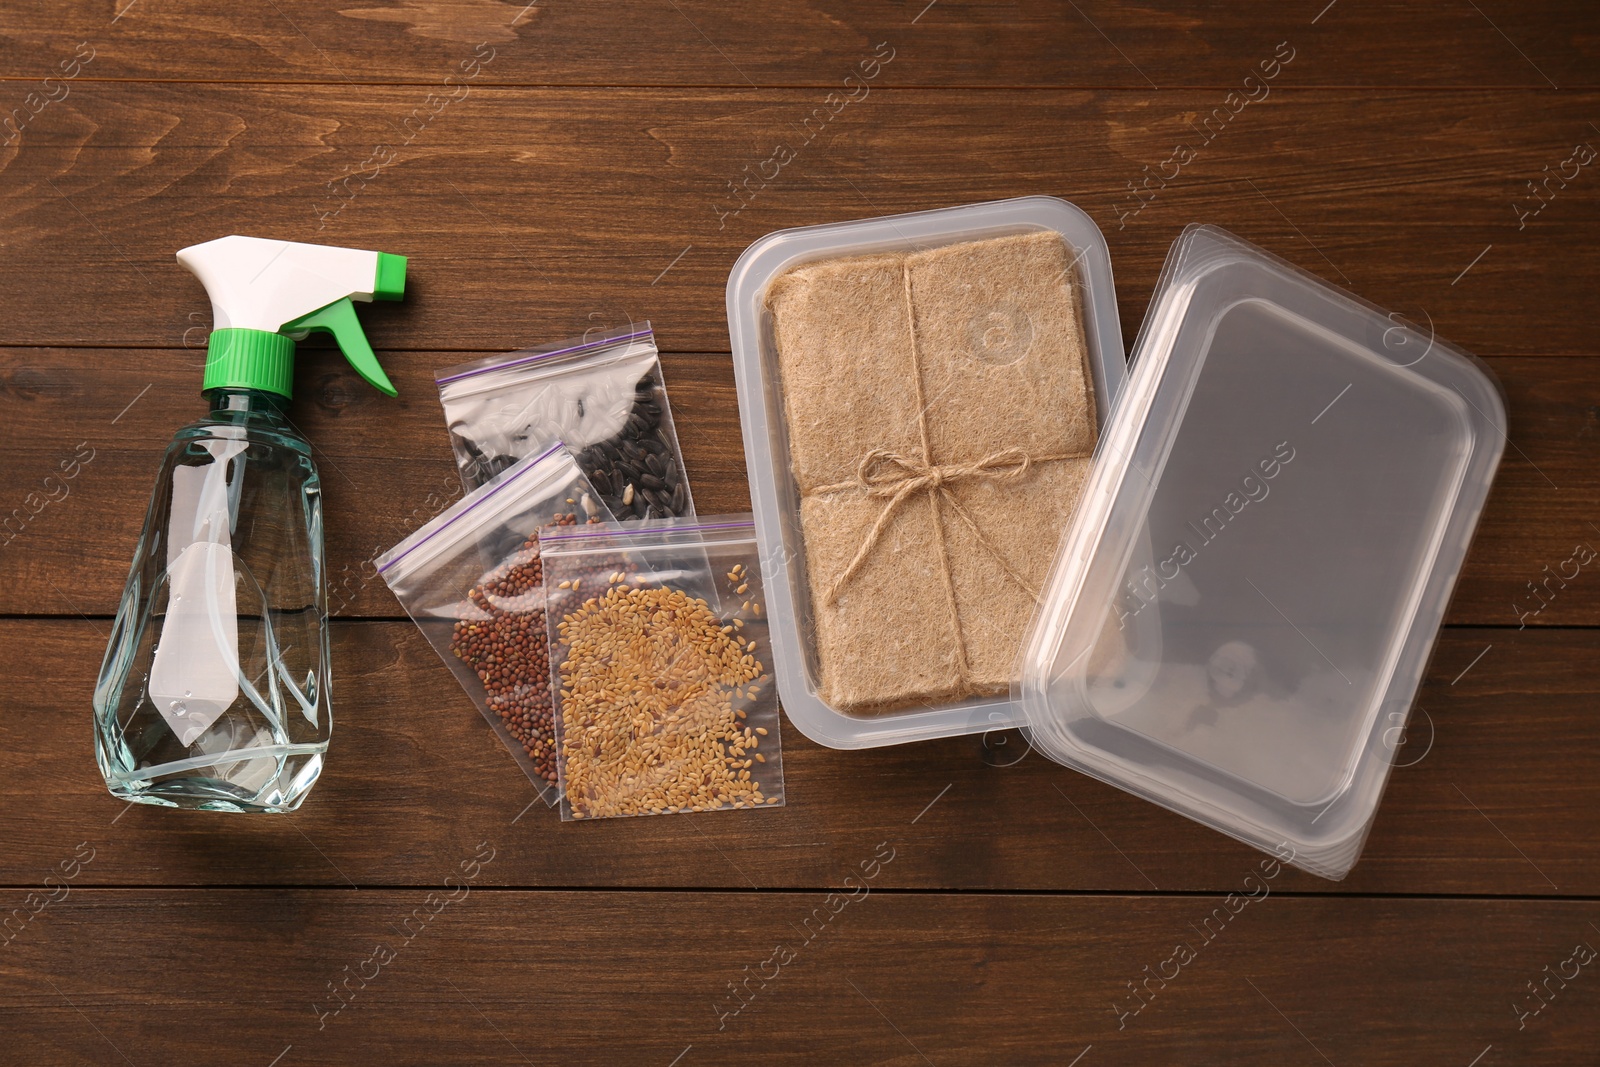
203 329 296 398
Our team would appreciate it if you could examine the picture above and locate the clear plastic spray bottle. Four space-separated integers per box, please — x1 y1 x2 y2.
94 236 406 812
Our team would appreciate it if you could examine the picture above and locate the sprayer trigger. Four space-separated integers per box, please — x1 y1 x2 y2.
282 297 398 397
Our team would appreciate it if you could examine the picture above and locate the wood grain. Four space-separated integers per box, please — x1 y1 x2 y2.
0 86 1597 355
3 5 1599 1061
2 890 1596 1066
3 349 1597 625
3 1 1593 88
7 621 1596 894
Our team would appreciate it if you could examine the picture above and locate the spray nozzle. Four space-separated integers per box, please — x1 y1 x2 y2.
177 235 407 399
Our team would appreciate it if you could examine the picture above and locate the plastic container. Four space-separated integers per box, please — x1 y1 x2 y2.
727 196 1127 748
1016 225 1506 879
95 394 334 813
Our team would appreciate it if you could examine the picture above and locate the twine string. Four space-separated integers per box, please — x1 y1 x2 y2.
815 446 1073 606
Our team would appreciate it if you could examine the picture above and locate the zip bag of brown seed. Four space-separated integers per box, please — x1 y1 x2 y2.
435 322 697 519
376 442 615 803
539 516 786 820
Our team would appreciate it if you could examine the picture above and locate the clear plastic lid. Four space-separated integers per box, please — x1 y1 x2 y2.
1016 226 1507 880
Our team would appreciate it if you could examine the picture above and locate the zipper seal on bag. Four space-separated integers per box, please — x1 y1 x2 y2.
434 323 655 386
377 441 567 575
539 519 755 545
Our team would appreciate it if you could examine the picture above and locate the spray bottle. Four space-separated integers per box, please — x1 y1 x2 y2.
94 235 407 812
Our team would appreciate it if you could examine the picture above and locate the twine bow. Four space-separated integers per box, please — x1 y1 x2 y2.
815 446 1051 606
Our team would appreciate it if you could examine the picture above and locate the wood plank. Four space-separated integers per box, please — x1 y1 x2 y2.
0 8 1593 1063
2 889 1596 1065
2 350 1596 625
7 621 1597 894
3 1 1593 88
1 86 1597 355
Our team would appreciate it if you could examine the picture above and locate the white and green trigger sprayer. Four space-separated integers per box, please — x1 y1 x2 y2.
94 236 407 813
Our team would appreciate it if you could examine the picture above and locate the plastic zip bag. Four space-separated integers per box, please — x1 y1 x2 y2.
435 322 697 519
376 443 614 801
540 515 785 820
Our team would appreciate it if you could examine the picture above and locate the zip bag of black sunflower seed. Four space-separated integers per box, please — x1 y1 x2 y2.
435 322 698 519
375 442 615 805
539 515 786 821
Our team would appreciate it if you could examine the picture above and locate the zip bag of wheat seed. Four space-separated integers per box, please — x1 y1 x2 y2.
539 515 786 820
376 443 615 804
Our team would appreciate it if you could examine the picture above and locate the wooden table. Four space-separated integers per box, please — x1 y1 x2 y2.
3 3 1598 1063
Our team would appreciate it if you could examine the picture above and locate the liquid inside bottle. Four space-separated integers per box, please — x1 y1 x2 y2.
94 389 331 812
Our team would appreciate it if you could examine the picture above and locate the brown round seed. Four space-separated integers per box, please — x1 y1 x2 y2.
448 517 594 789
